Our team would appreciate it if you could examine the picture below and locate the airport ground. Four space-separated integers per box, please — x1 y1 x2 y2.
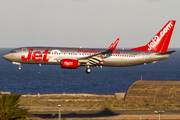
27 114 180 120
16 93 180 120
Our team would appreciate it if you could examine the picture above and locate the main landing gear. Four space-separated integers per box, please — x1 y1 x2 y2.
86 66 92 74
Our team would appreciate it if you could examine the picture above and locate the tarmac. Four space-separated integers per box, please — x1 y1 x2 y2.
27 107 180 119
26 106 180 115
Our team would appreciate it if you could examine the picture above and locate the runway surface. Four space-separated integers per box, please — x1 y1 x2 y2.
26 106 180 114
27 107 180 119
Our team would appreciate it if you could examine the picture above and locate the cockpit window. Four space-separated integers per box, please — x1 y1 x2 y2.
9 51 16 53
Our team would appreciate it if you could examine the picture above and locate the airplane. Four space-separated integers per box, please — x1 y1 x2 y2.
2 20 176 74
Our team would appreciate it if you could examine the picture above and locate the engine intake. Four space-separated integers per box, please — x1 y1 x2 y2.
61 59 79 69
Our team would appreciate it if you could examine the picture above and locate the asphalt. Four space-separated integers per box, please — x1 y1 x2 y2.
23 106 180 119
29 109 180 119
24 106 180 114
29 109 180 115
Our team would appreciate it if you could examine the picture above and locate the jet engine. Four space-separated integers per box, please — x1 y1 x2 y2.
61 59 79 69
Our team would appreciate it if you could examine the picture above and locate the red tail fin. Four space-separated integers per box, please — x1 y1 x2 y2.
130 20 176 52
108 38 119 51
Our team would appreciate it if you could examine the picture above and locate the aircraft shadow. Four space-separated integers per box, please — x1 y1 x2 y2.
32 108 120 118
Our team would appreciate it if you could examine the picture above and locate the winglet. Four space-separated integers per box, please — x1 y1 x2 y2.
108 38 120 51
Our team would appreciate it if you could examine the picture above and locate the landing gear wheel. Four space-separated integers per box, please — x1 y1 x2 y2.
86 68 92 74
19 64 21 70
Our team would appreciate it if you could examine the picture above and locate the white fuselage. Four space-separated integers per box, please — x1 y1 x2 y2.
3 47 169 67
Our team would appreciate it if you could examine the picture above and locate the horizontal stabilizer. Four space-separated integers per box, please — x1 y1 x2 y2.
156 50 177 55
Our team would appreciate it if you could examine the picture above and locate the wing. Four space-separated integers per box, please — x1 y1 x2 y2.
78 38 120 66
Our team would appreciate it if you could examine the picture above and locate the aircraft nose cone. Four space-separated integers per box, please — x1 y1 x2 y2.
2 54 9 60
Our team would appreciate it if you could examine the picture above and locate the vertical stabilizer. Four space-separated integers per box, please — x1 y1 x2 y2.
130 20 176 52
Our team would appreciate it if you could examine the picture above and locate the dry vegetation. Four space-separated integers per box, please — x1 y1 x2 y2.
19 94 180 111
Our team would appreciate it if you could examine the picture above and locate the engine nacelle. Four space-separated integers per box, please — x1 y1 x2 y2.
61 59 79 69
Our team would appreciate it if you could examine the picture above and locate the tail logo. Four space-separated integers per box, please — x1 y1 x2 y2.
148 22 173 51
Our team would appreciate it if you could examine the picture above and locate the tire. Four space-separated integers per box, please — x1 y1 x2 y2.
86 68 92 74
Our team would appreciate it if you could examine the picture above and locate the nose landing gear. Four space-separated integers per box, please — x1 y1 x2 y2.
19 66 21 70
12 62 21 70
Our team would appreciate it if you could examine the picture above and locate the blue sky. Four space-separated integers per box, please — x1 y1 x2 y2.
0 0 180 48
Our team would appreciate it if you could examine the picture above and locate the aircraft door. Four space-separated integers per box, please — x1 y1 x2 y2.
22 48 28 59
141 52 145 61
